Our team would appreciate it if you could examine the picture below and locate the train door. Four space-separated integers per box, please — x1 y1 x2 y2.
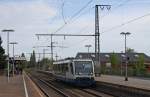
67 63 74 79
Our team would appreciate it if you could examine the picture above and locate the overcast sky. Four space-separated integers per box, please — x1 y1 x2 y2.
0 0 150 60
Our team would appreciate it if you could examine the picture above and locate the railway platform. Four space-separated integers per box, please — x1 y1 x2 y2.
95 75 150 91
0 72 45 97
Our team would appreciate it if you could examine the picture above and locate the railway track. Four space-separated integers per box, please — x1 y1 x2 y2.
27 71 113 97
36 70 150 97
28 70 150 97
28 73 68 97
94 81 150 97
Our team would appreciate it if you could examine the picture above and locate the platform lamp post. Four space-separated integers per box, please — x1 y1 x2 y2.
1 29 14 82
120 32 131 81
85 45 92 59
10 42 18 77
85 45 92 53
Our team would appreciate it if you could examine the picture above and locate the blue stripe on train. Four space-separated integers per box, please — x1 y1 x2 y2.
56 76 95 86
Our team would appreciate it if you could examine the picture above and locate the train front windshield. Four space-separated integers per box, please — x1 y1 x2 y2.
74 61 93 75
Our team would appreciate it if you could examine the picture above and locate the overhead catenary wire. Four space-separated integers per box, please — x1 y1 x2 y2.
70 0 132 35
41 0 95 45
67 6 150 54
102 0 131 18
40 0 149 56
51 0 131 50
69 0 93 21
61 0 67 24
101 12 150 34
38 0 94 41
52 0 94 34
60 1 150 51
45 0 128 40
60 0 131 32
67 0 132 36
39 0 94 49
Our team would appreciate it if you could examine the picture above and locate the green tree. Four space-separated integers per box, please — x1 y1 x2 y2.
40 58 52 70
126 48 135 53
29 54 32 67
0 36 6 70
29 50 36 68
19 53 27 69
110 53 119 69
135 54 146 75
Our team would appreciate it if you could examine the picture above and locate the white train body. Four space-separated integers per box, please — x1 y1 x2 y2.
53 59 95 86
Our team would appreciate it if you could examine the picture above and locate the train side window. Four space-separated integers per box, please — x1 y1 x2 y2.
64 64 67 71
70 63 73 74
65 64 69 72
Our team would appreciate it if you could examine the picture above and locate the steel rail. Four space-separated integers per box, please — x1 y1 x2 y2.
31 73 69 97
36 71 112 97
38 79 70 97
27 73 51 97
94 81 150 97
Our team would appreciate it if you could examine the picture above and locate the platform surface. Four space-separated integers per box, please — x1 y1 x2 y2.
95 75 150 91
0 73 45 97
0 75 25 97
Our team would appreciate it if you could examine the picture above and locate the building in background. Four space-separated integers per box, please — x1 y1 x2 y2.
76 52 150 74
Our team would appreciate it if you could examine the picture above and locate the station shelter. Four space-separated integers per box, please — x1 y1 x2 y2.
9 56 26 74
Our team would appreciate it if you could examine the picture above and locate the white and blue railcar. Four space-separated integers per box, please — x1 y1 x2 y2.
53 59 95 86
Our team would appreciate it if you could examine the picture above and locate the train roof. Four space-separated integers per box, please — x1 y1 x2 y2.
53 59 72 64
53 58 93 65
